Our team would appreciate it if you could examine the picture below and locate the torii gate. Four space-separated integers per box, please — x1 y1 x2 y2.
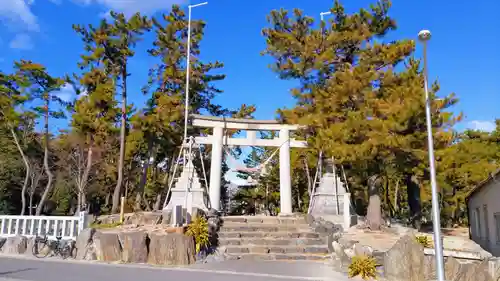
191 114 307 215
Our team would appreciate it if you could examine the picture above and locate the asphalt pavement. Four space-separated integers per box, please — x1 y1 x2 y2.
0 255 350 281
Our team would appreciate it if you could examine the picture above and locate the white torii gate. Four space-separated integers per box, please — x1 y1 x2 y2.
191 114 307 215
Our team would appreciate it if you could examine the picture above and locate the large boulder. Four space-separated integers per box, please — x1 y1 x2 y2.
75 228 97 260
383 235 425 281
126 212 162 226
330 241 351 272
1 236 27 255
119 231 148 263
93 231 122 262
147 232 195 266
423 255 436 280
445 258 492 281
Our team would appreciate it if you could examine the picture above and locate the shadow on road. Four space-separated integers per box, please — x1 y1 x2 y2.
0 268 36 276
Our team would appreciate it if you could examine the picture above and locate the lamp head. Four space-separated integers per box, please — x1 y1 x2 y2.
418 30 432 42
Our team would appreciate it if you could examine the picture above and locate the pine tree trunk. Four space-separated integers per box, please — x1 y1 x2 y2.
366 174 383 230
153 193 162 211
406 174 422 230
80 143 93 212
10 127 30 215
76 192 82 214
136 137 153 211
394 181 399 213
36 98 54 216
112 67 127 213
29 191 34 216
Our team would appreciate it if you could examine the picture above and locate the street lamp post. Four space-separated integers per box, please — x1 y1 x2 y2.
320 11 331 22
419 29 445 281
183 2 208 144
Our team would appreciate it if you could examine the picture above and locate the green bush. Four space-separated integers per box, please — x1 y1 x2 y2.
415 235 432 248
348 255 379 280
186 216 210 253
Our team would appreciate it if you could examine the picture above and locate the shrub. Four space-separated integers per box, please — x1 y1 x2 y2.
186 216 210 253
348 255 379 280
415 235 432 248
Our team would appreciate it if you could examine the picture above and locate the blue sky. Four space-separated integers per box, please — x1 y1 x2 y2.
1 0 499 184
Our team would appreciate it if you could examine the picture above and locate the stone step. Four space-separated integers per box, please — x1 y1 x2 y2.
218 231 322 239
228 253 330 261
221 216 308 225
224 245 329 255
220 223 310 233
219 237 327 246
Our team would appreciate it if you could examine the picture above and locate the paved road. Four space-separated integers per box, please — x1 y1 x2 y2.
0 256 350 281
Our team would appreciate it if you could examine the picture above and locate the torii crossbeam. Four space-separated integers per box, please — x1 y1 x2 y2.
190 114 307 215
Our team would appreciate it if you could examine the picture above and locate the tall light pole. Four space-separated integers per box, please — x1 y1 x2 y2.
419 29 445 281
183 1 208 144
320 11 331 23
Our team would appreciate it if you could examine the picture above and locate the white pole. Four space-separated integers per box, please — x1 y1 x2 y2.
419 29 445 281
209 126 223 210
183 1 208 145
279 128 292 214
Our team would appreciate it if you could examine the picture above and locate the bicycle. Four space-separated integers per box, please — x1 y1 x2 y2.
32 233 75 259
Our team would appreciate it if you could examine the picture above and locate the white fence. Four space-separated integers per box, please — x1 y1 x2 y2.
0 212 89 240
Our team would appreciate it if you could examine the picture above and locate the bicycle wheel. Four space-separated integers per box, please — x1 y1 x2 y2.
32 238 50 258
60 245 71 260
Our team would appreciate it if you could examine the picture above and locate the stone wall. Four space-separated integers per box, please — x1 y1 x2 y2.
330 233 500 281
76 228 197 265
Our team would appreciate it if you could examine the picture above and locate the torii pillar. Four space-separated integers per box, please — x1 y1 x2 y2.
191 114 307 215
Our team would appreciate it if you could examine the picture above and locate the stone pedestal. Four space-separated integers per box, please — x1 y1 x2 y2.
310 159 347 216
309 158 356 229
164 154 208 224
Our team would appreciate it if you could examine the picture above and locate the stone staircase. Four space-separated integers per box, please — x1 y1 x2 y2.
218 215 330 261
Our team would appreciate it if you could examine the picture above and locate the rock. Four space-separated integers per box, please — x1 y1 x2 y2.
119 231 148 263
147 233 195 266
305 214 315 225
331 241 351 271
161 211 172 225
487 258 500 281
1 236 27 254
383 234 425 281
128 212 162 226
93 231 122 262
423 255 436 280
453 259 493 281
191 208 206 219
444 257 465 280
338 237 358 249
314 225 329 235
353 244 373 257
75 228 97 260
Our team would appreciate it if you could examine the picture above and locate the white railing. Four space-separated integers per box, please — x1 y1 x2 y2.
0 212 88 240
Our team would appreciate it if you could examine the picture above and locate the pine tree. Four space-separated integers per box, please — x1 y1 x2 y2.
14 60 67 215
262 0 460 229
73 12 152 213
0 70 33 215
64 68 118 212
